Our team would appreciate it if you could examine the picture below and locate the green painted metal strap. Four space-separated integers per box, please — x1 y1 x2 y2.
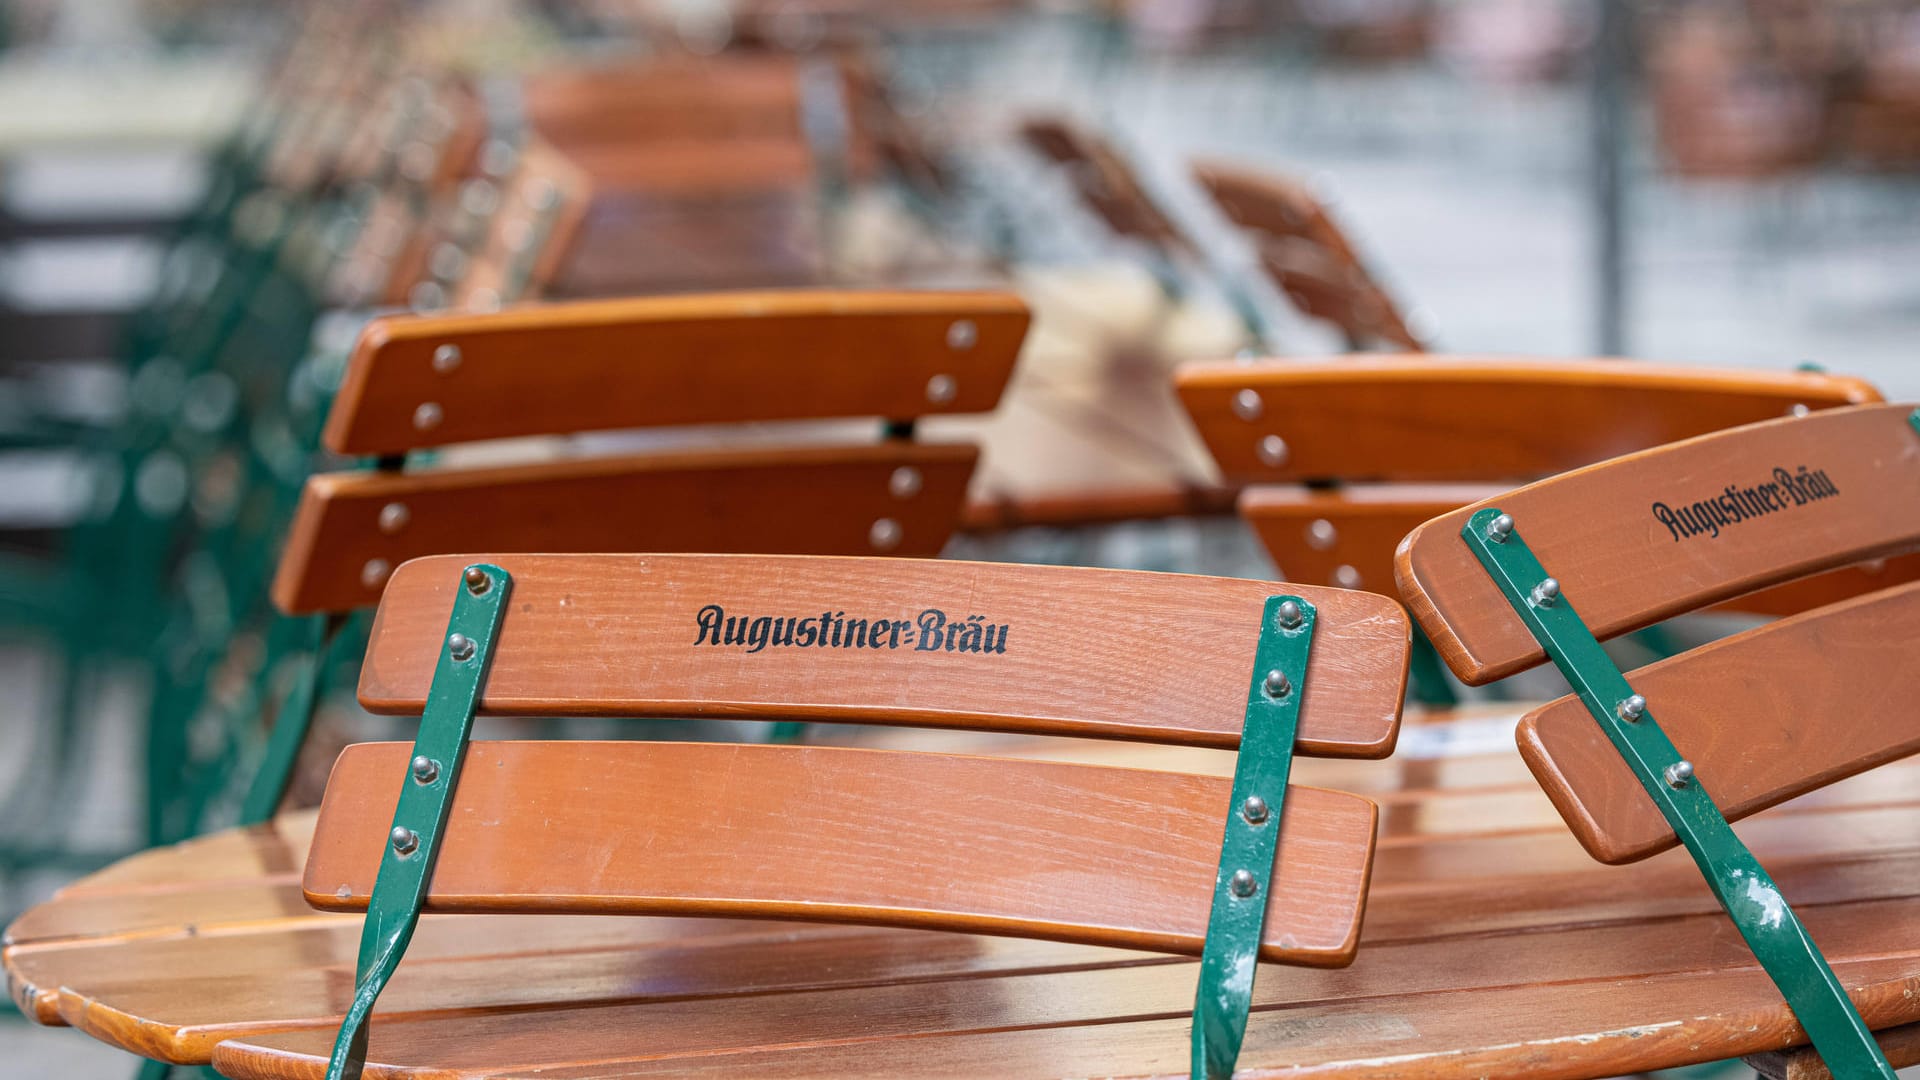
326 564 512 1080
1190 595 1316 1080
1460 508 1893 1080
240 612 345 825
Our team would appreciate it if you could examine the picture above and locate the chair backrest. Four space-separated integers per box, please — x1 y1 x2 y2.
1021 117 1192 258
270 290 1029 614
1192 160 1420 350
1396 403 1920 861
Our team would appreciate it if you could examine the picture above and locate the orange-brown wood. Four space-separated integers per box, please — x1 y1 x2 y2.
445 139 593 309
325 291 1030 455
1397 403 1920 684
304 741 1376 966
1518 579 1920 864
270 443 977 615
1177 356 1883 484
1750 1023 1920 1079
1020 117 1192 255
358 554 1409 756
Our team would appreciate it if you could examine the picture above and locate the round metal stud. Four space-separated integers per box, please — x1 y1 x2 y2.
1532 578 1561 607
1333 564 1363 589
390 826 419 855
1617 694 1646 722
925 373 957 405
413 402 443 431
464 566 492 594
1263 669 1291 698
889 466 923 499
1665 760 1695 788
1276 599 1304 630
1486 513 1514 543
1232 389 1263 421
870 518 902 551
360 559 390 589
1788 403 1811 418
378 502 410 534
946 319 977 350
1229 869 1259 898
1305 518 1337 551
1241 795 1270 825
432 344 462 374
411 756 439 784
448 633 476 661
1257 434 1289 467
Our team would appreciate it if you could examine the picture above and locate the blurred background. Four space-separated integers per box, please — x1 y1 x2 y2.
2 0 1919 1072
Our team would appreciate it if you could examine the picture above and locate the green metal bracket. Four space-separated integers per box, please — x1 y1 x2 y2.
326 564 511 1080
1460 508 1893 1080
1190 595 1315 1080
1905 407 1919 439
239 613 345 825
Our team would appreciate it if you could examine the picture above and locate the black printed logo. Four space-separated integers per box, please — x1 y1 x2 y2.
693 605 1010 655
1651 465 1839 542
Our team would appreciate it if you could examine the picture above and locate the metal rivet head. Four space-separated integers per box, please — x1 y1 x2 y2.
925 373 957 405
1263 669 1291 698
1305 518 1337 550
1257 434 1289 467
432 344 462 373
413 402 443 431
1333 564 1363 590
360 558 390 588
1232 388 1263 421
1276 599 1304 630
946 319 977 350
378 502 410 534
1788 403 1811 418
464 566 491 594
410 756 439 784
889 466 923 499
1617 694 1646 722
1229 869 1259 898
1241 795 1270 825
1487 513 1514 543
1532 578 1561 607
869 518 902 551
448 633 475 661
1665 760 1694 788
390 826 419 855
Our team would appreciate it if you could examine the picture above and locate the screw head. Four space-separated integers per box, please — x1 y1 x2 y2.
1229 869 1259 898
1532 578 1561 607
1241 795 1270 825
412 402 443 431
1276 599 1304 629
463 566 491 594
889 466 923 499
1487 514 1514 543
448 633 476 661
390 826 419 855
1232 388 1263 421
946 319 977 350
1257 434 1289 467
360 558 391 589
378 502 410 534
1263 669 1291 698
410 756 439 784
1787 403 1810 418
1305 518 1337 551
925 373 957 406
432 344 463 373
869 517 902 551
1665 760 1695 788
1617 694 1646 722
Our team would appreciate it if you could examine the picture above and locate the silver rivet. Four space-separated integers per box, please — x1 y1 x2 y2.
1788 403 1811 418
360 558 390 588
870 518 902 551
1617 694 1646 722
464 566 491 594
1333 565 1363 589
378 502 409 533
1532 578 1561 607
1487 514 1514 543
432 344 462 373
946 320 977 350
1665 760 1694 788
413 402 443 431
1305 518 1337 550
1241 795 1270 825
1276 599 1304 629
1229 869 1259 898
390 826 419 855
926 374 957 405
1232 389 1263 421
1263 669 1290 698
448 633 475 661
411 756 439 784
889 466 923 499
1257 434 1289 467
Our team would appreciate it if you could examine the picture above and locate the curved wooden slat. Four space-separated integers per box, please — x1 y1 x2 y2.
1020 117 1191 254
359 554 1409 756
1177 356 1882 485
1519 579 1920 864
270 443 977 615
304 741 1376 965
324 291 1031 455
1397 403 1920 684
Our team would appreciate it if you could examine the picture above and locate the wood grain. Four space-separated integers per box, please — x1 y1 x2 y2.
269 443 977 615
358 554 1410 756
1177 356 1883 484
1518 579 1920 863
324 291 1031 455
1397 403 1920 684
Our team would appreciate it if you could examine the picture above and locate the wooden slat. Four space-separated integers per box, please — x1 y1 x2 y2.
324 291 1031 455
1020 117 1191 253
1176 356 1883 485
270 442 978 615
1519 579 1920 864
305 741 1376 966
1397 403 1920 684
1750 1022 1920 1079
358 554 1409 756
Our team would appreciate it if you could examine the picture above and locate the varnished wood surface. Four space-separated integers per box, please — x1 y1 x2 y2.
1020 117 1191 254
1519 579 1920 864
1398 403 1920 684
325 291 1031 455
270 443 978 614
1177 356 1883 484
358 554 1409 757
17 730 1920 1077
305 741 1376 965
